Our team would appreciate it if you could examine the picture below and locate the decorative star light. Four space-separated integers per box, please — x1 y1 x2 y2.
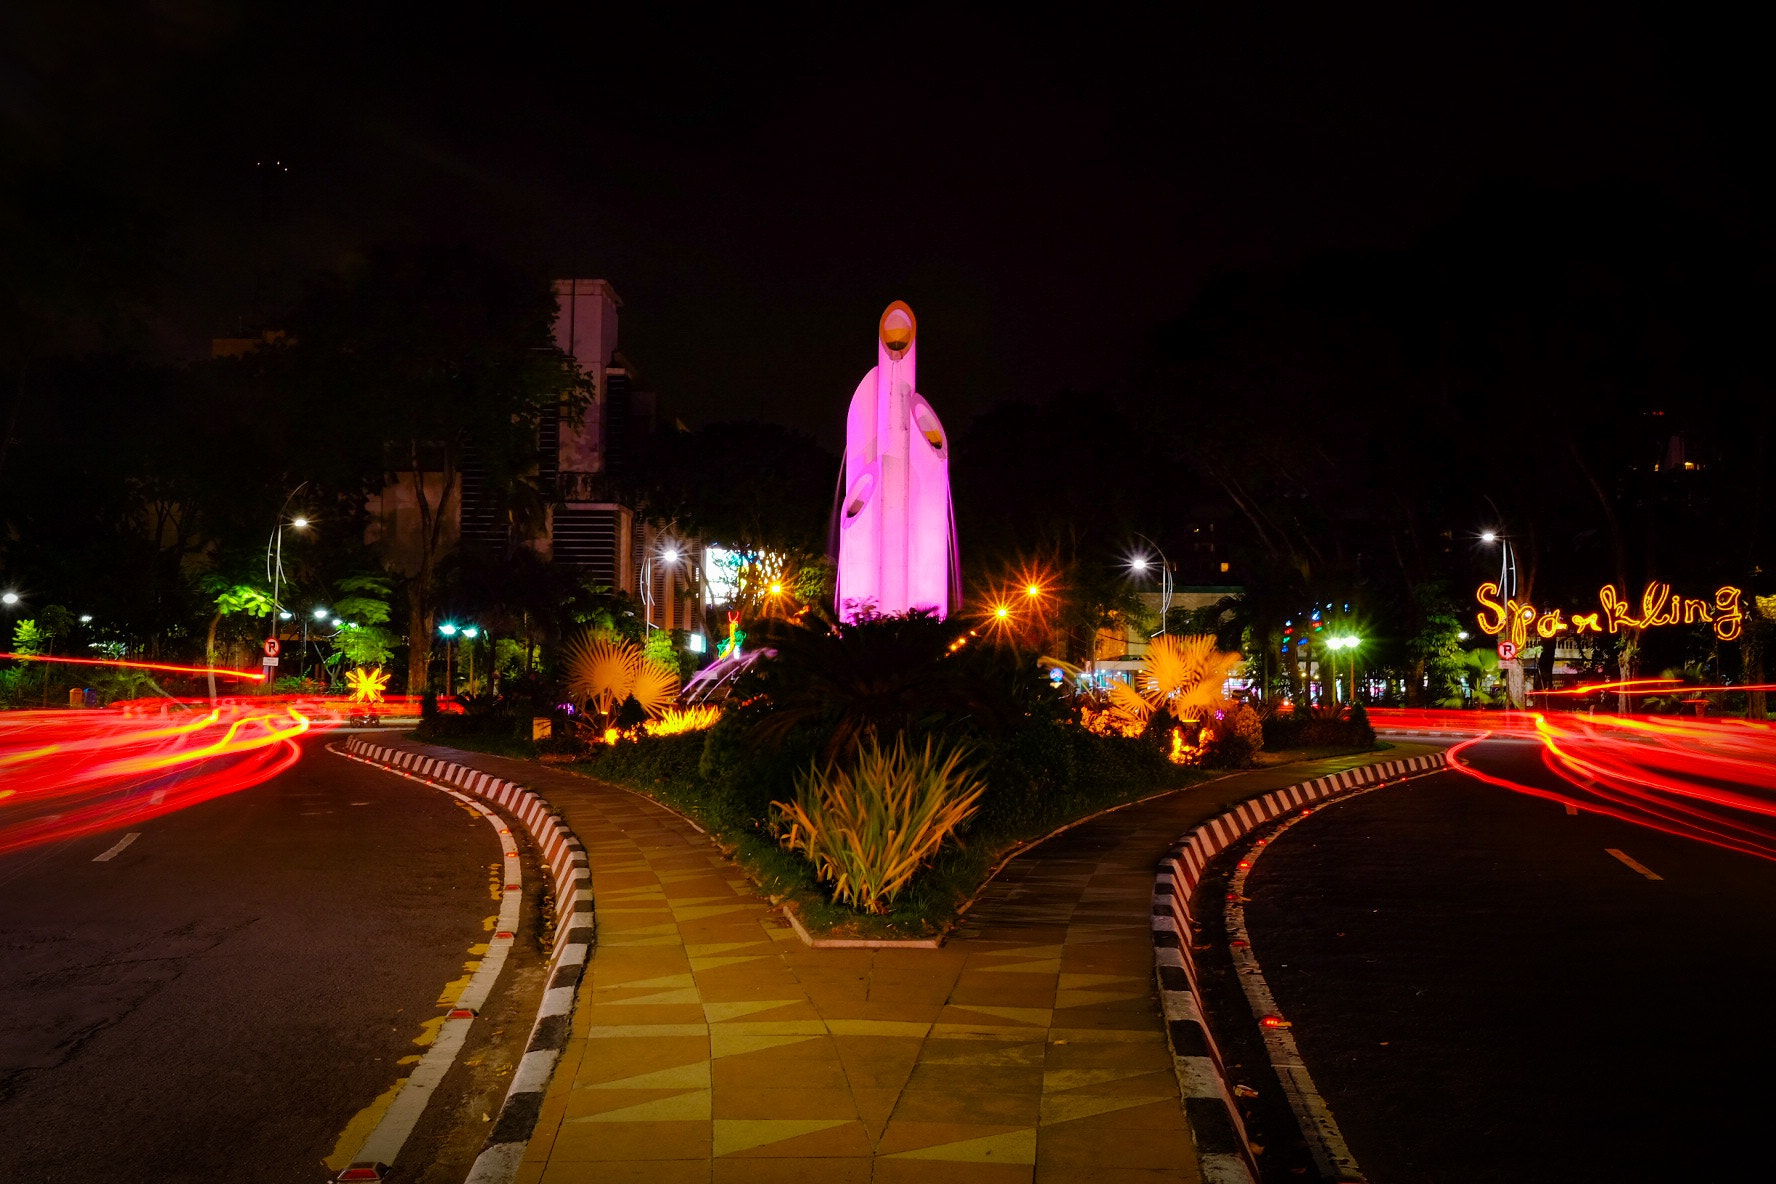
346 666 390 705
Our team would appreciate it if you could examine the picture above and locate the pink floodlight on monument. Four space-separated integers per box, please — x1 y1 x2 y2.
835 301 959 622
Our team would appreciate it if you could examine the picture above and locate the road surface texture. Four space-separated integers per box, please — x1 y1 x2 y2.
1232 733 1776 1183
0 731 541 1183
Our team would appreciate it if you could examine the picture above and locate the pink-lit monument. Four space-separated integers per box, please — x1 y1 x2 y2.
835 301 959 622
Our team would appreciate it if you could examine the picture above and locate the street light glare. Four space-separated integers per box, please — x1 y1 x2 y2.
995 605 1011 619
292 517 309 529
1 592 17 605
1130 556 1149 572
1025 583 1041 598
314 607 329 619
463 626 479 639
1480 531 1497 544
439 623 458 636
662 548 680 563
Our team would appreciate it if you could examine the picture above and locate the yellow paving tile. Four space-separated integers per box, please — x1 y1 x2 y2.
710 1118 853 1157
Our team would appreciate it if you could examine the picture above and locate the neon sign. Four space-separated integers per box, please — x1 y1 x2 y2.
1475 582 1744 645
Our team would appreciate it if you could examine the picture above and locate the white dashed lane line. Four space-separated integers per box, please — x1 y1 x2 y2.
1605 848 1664 881
92 832 142 862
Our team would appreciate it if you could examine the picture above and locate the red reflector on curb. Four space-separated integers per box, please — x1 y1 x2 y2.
448 1008 476 1019
505 884 519 891
1237 860 1251 869
506 852 517 858
1260 1015 1292 1029
494 931 514 940
337 1167 384 1182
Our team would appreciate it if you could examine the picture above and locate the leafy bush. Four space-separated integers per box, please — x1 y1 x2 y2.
1206 703 1265 767
771 734 987 914
1262 705 1376 750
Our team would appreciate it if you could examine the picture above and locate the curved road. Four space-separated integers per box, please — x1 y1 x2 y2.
1238 733 1776 1182
0 732 504 1183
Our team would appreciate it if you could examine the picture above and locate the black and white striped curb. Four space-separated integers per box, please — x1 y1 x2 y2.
1151 753 1449 1184
340 738 593 1184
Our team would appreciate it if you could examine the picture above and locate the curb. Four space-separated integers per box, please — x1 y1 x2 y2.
1150 752 1449 1184
341 738 593 1184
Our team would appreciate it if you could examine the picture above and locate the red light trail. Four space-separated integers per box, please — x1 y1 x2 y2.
0 652 266 681
1438 715 1776 864
0 702 318 857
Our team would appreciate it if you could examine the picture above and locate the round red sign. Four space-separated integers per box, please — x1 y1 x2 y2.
263 638 281 657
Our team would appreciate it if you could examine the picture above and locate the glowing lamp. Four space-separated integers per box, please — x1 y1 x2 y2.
463 626 479 639
1026 584 1041 598
279 611 292 621
439 623 458 637
1 592 16 605
79 614 93 623
292 517 309 529
662 548 680 563
314 607 329 619
769 582 783 596
1480 531 1497 543
1131 556 1149 572
994 605 1010 620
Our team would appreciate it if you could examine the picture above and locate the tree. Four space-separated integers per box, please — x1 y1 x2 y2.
286 247 592 692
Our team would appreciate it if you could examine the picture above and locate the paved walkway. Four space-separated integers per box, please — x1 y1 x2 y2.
384 739 1436 1183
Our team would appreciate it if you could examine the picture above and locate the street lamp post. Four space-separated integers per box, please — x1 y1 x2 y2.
1129 533 1174 635
462 626 479 695
438 622 458 694
1328 636 1362 704
1480 523 1525 708
265 483 310 694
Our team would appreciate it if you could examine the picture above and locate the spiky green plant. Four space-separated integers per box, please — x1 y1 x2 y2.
771 734 986 914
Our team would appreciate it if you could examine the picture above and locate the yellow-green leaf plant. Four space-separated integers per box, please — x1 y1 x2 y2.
772 734 987 914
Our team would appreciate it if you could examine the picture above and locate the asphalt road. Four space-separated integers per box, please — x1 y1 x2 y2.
0 732 504 1183
1238 734 1776 1183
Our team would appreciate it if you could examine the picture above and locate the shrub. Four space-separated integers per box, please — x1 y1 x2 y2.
1262 705 1375 750
1206 703 1265 767
771 734 987 914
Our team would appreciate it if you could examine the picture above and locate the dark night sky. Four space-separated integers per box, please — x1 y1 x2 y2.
4 3 1765 446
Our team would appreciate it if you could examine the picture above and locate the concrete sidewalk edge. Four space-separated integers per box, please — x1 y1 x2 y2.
342 737 594 1184
1150 751 1451 1184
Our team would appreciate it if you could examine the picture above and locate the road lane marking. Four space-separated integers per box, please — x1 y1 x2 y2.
1605 848 1663 880
92 832 141 862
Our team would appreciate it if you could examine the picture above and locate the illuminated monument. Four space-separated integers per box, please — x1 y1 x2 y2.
835 301 960 622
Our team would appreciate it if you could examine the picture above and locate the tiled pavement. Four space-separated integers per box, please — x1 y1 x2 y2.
385 740 1437 1183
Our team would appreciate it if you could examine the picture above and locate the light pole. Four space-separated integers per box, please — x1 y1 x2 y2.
646 546 682 633
265 483 310 692
1129 533 1174 635
1481 524 1524 708
462 626 479 695
438 622 457 694
306 608 329 684
1328 636 1362 704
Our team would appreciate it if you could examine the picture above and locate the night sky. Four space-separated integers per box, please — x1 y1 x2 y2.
5 4 1764 446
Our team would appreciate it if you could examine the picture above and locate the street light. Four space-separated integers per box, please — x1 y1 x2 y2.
265 483 311 692
462 626 480 694
1326 635 1363 703
438 622 458 693
1129 532 1174 635
2 591 17 606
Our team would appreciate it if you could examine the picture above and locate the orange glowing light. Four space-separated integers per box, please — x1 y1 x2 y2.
1025 584 1042 598
994 604 1011 620
0 653 265 681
